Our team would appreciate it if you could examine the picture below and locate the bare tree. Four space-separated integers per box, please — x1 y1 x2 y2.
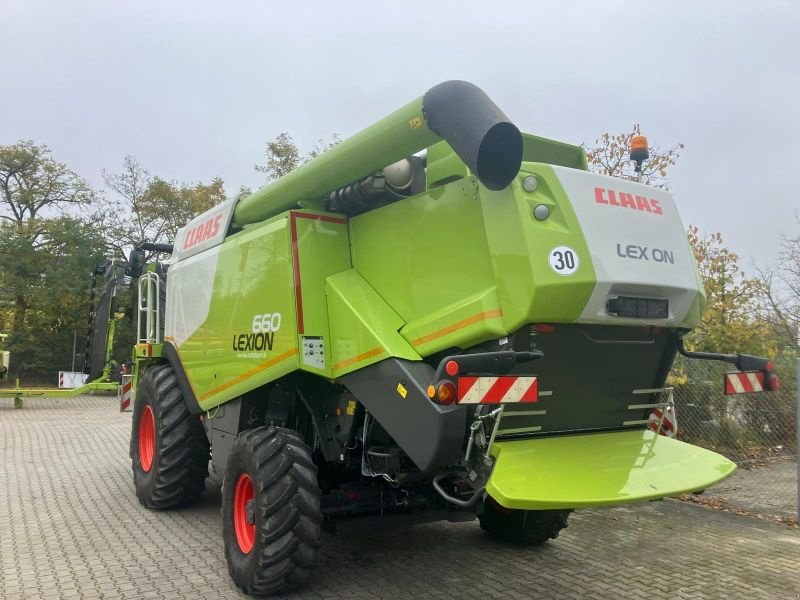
255 132 341 182
100 155 157 255
97 156 227 256
584 124 683 190
757 218 800 346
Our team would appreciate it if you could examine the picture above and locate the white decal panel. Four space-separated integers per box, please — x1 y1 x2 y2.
164 246 221 347
172 198 237 262
551 166 702 326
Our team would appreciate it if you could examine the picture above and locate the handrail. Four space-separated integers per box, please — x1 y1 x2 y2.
137 273 161 344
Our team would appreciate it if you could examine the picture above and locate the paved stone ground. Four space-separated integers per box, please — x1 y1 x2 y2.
709 458 798 519
2 396 800 600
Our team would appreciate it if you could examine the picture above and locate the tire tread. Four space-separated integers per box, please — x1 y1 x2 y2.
479 501 570 546
223 426 321 596
131 364 209 510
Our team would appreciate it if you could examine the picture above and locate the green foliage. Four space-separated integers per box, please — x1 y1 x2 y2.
0 217 107 380
0 140 95 337
142 176 226 240
584 124 683 189
685 226 775 357
0 223 38 332
0 140 93 229
255 132 301 181
1 142 226 381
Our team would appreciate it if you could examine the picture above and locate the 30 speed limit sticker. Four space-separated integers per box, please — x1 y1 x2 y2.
548 246 579 275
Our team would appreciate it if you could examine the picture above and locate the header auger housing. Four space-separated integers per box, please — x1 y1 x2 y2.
126 81 776 596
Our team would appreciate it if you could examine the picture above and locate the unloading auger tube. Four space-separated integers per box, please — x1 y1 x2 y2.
232 80 524 227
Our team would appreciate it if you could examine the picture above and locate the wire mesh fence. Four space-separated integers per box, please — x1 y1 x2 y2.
672 355 798 521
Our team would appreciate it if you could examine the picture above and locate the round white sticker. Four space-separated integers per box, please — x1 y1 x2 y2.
548 246 579 275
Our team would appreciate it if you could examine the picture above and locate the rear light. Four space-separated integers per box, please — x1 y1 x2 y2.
435 380 457 405
445 360 459 376
765 373 780 391
536 323 556 333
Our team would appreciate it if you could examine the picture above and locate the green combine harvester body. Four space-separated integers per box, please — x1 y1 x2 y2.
126 81 777 596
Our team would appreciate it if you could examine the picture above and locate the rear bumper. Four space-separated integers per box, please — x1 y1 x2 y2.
486 429 735 510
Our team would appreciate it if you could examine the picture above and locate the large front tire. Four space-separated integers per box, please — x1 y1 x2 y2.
222 426 322 596
479 497 570 546
130 364 209 509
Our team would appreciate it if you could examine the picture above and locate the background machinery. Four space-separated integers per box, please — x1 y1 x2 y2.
0 261 127 408
0 333 8 382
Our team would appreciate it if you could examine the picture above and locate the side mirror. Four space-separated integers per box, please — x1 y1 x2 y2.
128 249 146 278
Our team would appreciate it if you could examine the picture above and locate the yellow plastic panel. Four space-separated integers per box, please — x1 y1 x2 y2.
487 429 736 510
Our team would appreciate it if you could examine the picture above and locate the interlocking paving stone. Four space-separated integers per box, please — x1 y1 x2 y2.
709 458 797 518
1 395 799 599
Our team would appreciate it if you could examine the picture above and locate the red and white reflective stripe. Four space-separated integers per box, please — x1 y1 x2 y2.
724 371 764 395
120 380 133 412
648 406 678 438
59 372 64 388
457 376 538 404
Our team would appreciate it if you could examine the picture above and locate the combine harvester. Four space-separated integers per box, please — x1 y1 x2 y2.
125 81 778 596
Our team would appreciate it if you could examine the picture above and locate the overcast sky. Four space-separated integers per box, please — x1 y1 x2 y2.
2 0 797 268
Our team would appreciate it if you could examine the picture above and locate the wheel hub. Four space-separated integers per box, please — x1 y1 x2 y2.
245 499 255 525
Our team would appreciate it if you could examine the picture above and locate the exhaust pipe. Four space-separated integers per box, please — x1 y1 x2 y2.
233 81 523 228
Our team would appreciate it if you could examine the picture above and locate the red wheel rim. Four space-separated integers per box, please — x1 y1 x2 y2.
138 405 155 472
234 473 255 553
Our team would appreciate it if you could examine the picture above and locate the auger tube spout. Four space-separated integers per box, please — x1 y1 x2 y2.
232 81 522 228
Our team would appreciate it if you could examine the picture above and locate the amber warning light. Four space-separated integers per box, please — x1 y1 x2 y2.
630 134 649 182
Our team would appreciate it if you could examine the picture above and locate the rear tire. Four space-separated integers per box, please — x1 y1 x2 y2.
222 426 322 596
130 364 209 509
479 497 570 546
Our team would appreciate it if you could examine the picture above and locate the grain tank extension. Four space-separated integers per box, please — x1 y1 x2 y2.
127 81 778 596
